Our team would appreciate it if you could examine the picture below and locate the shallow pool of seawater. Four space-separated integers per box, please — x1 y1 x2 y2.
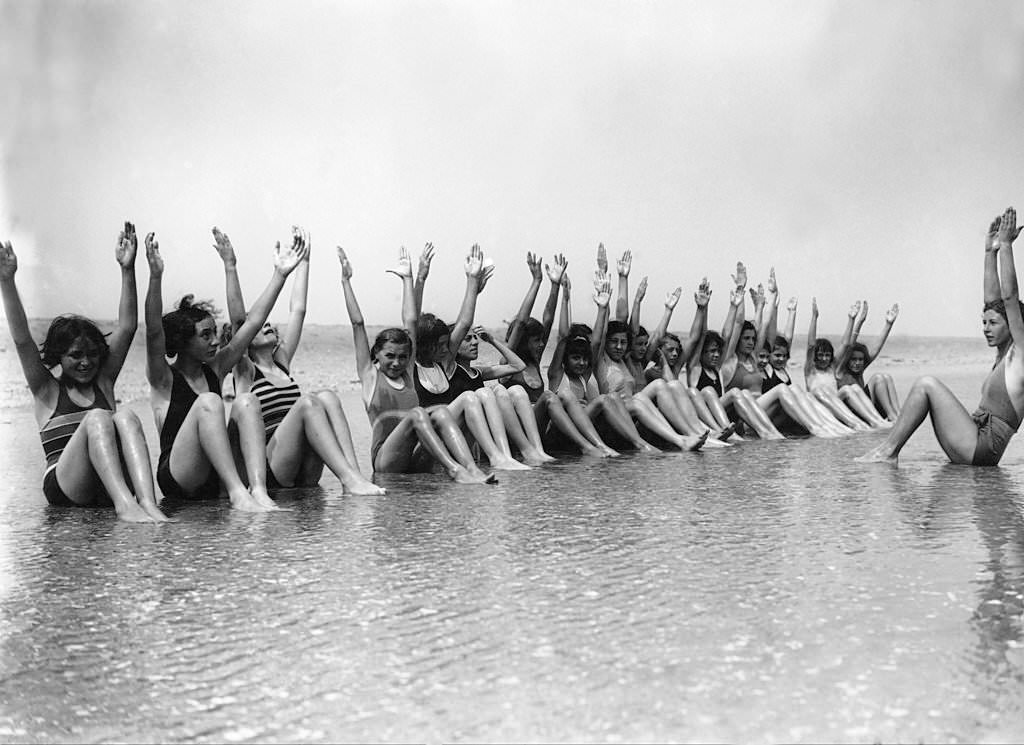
1 418 1024 743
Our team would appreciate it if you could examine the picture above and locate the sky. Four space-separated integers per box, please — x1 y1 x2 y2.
2 0 1023 338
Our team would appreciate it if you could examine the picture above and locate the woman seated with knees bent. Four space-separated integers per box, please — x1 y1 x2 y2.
859 208 1024 465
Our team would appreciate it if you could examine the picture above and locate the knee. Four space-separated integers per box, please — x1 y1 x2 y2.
315 389 340 406
455 391 481 412
537 390 557 406
476 387 495 404
408 407 432 427
196 392 227 416
429 406 454 426
82 408 115 437
111 408 144 433
296 393 325 415
506 385 528 404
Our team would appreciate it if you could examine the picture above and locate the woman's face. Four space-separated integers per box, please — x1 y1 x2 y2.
631 334 649 361
376 341 411 379
738 328 757 355
184 317 219 362
847 350 867 375
566 352 589 377
251 322 279 350
983 309 1010 347
770 346 789 370
432 334 452 364
59 335 103 385
527 335 545 363
458 332 479 362
756 349 770 371
813 347 833 370
701 342 722 371
605 332 629 362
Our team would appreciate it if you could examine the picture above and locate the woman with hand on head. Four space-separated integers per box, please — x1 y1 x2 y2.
145 229 307 511
837 301 901 421
0 225 166 522
340 246 495 484
860 208 1024 465
213 227 382 495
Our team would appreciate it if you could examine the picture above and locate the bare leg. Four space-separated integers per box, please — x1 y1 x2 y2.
446 392 530 470
586 394 661 452
756 385 834 438
315 390 370 477
374 408 495 483
491 386 554 464
856 375 979 464
868 373 901 420
111 409 169 521
626 395 707 451
167 393 272 511
228 393 278 510
533 390 609 457
813 389 873 431
723 389 784 439
806 394 857 435
268 395 384 494
555 390 619 456
429 407 498 482
53 410 158 522
839 385 893 429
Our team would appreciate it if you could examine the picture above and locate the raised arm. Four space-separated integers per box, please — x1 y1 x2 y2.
749 283 766 349
863 303 899 366
338 247 374 385
590 271 612 377
643 286 681 365
996 207 1024 349
539 253 566 344
718 286 746 381
0 241 53 397
758 268 779 351
413 242 434 317
985 215 1003 305
680 278 711 374
213 234 307 378
833 300 860 372
803 296 819 379
629 275 648 340
547 275 573 391
212 226 246 329
276 226 310 366
614 249 631 322
721 261 747 337
144 233 172 391
446 244 485 356
104 222 140 382
476 327 527 381
506 251 544 349
782 297 798 346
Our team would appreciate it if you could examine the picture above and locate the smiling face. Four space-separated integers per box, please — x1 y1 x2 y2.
983 309 1010 347
59 336 103 385
756 348 770 371
566 352 589 377
770 345 789 371
184 317 219 362
814 347 833 370
631 334 649 362
605 332 629 362
376 340 411 379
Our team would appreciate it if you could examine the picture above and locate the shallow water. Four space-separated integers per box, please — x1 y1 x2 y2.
1 345 1023 742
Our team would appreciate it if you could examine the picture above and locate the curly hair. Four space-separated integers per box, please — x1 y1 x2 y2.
605 320 633 348
162 295 218 357
39 315 110 369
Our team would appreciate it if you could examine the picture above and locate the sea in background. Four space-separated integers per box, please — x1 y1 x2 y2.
0 326 1022 743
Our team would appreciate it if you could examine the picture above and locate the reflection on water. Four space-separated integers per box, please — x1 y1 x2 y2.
1 428 1023 743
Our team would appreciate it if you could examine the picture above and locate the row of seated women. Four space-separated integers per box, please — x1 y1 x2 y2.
1 220 911 522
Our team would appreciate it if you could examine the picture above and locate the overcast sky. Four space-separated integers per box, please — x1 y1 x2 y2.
2 0 1023 338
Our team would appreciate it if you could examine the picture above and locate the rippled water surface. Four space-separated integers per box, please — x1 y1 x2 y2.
1 379 1024 742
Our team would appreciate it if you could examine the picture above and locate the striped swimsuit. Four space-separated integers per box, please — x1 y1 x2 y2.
250 362 302 440
39 381 112 505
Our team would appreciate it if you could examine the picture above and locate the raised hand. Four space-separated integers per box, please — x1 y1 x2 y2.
786 296 798 312
997 206 1022 246
387 246 413 280
731 261 747 290
465 244 484 279
212 226 236 266
593 271 611 307
848 300 862 319
730 286 745 307
986 215 1003 253
292 225 311 261
0 240 17 281
473 325 494 344
478 259 495 293
596 243 608 274
749 283 765 309
635 276 648 303
885 303 899 323
665 286 682 310
337 247 353 280
811 297 819 316
545 253 567 284
617 250 632 277
116 221 138 269
695 277 711 307
561 273 571 294
858 300 869 323
526 251 543 281
417 242 435 283
273 231 308 276
145 232 163 275
766 266 777 294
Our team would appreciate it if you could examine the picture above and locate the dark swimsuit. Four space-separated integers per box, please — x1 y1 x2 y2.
39 381 112 506
762 367 791 393
502 367 545 403
971 356 1022 466
696 367 723 396
157 365 223 499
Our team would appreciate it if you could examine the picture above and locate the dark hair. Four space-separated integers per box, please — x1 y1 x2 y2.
415 313 448 365
813 338 834 358
842 341 869 372
162 295 218 357
635 325 649 339
513 317 545 363
39 315 110 369
605 320 632 347
740 320 756 337
771 335 790 352
563 335 592 370
371 327 412 359
983 299 1024 319
702 331 724 353
660 332 681 349
568 322 592 338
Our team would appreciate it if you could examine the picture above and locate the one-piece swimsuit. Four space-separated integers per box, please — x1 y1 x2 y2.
39 381 112 505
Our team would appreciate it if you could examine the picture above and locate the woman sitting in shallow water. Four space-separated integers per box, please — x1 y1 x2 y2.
859 207 1024 465
0 225 166 522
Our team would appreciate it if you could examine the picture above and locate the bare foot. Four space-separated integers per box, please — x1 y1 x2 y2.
140 500 171 522
490 456 532 471
250 486 281 511
715 423 737 441
115 500 160 523
229 488 274 512
601 445 621 457
679 432 708 451
345 479 387 496
855 447 898 464
636 441 662 454
522 449 556 466
451 466 499 484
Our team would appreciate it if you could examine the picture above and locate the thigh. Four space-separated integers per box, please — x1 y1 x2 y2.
167 407 217 491
52 420 107 505
373 414 421 473
267 403 313 481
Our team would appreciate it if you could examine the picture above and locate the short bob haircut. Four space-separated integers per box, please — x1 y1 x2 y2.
371 327 413 360
605 320 633 348
40 315 110 369
162 295 218 357
562 335 593 370
415 313 449 365
512 317 545 363
702 330 725 353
